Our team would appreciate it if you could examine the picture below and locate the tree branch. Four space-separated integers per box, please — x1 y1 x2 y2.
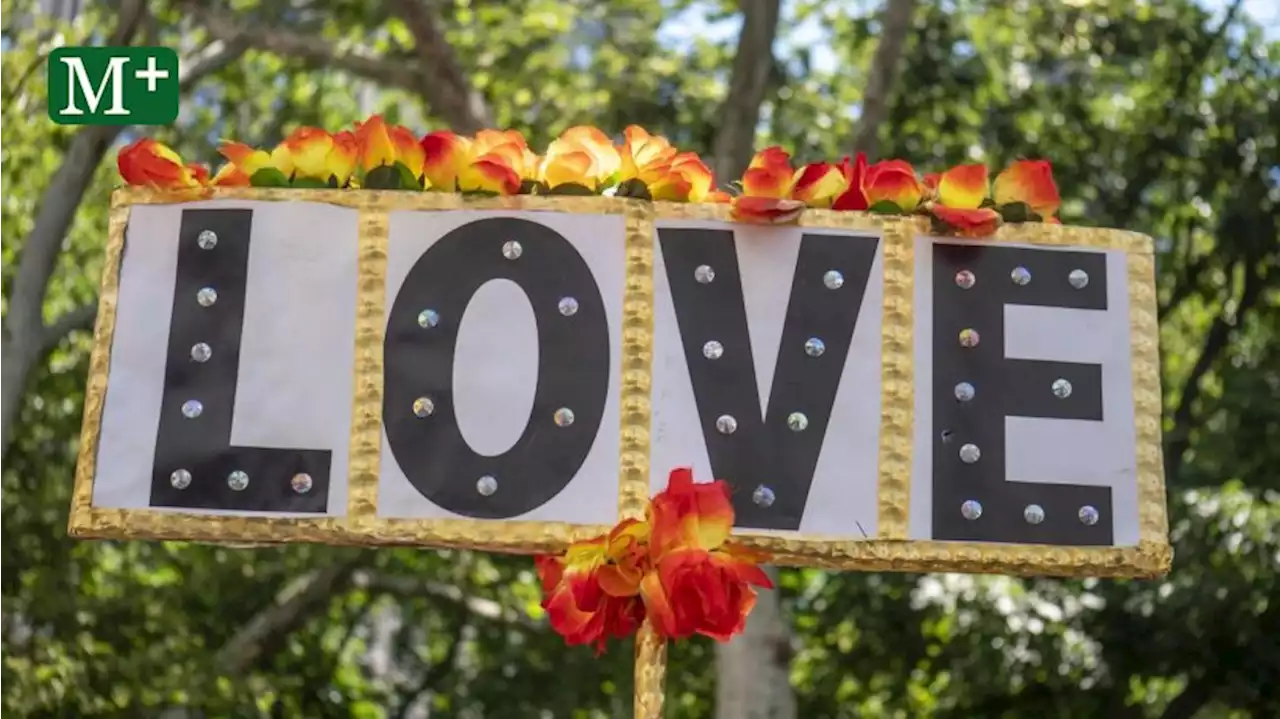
849 0 918 157
392 0 493 133
710 0 782 182
354 571 544 631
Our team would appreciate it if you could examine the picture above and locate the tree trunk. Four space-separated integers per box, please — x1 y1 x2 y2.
714 567 794 719
849 0 919 158
710 0 782 183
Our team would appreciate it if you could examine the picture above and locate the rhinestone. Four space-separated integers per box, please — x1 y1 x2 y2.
181 400 203 418
476 475 498 496
702 340 724 360
196 287 218 307
959 443 981 464
197 230 217 249
291 473 313 494
804 338 826 357
959 328 980 348
417 309 440 329
1079 505 1100 525
1024 504 1046 524
169 469 191 490
227 470 249 491
694 264 716 284
954 270 976 289
412 397 435 418
1069 269 1089 289
954 382 975 402
752 485 776 508
558 297 579 316
553 407 575 427
190 342 212 363
1010 266 1031 285
502 240 523 260
823 270 844 289
1052 378 1073 399
961 500 983 520
715 415 738 435
787 412 809 432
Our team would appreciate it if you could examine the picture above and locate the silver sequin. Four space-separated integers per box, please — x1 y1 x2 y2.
823 270 845 289
959 443 981 464
955 270 976 289
170 469 192 490
502 240 523 260
181 400 203 418
476 475 498 496
804 338 826 357
954 382 975 402
694 265 716 284
413 397 435 418
961 500 983 520
1078 505 1100 525
1052 378 1073 399
197 287 218 307
787 412 809 432
752 485 776 508
553 407 576 427
1011 266 1032 286
227 470 249 491
417 309 440 329
1024 504 1046 524
197 230 218 250
959 328 980 348
716 415 738 435
1069 269 1089 289
291 473 313 494
558 297 579 316
190 342 212 363
703 340 724 360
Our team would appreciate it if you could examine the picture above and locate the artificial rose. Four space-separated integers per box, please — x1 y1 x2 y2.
327 131 359 186
353 115 397 173
618 125 679 184
279 127 334 180
210 141 270 186
731 196 806 224
389 125 426 181
936 163 989 209
640 545 772 641
864 159 924 211
420 130 471 191
458 155 522 194
117 138 202 189
792 161 850 208
741 146 795 198
931 205 1001 237
648 152 714 202
992 159 1060 218
536 521 649 654
831 153 869 211
543 126 621 189
541 149 596 189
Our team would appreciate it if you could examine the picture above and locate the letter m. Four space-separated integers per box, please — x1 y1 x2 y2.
60 56 130 116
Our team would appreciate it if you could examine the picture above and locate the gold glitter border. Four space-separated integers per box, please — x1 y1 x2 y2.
346 206 388 529
71 192 1170 577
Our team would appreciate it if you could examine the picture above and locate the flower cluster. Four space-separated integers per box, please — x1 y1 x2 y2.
730 147 1061 235
534 468 772 653
116 117 1062 237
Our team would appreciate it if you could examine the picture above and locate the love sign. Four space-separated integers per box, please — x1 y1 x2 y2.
70 189 1171 577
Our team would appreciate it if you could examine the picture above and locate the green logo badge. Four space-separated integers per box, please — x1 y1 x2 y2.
48 47 179 126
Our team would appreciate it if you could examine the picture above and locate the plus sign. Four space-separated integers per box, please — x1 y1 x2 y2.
134 56 170 93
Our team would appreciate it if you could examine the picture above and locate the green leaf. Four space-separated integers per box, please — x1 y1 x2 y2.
868 200 904 215
997 201 1032 223
290 177 330 189
613 178 652 200
249 168 290 188
461 189 499 198
394 161 422 189
518 179 547 195
546 182 596 196
363 165 403 190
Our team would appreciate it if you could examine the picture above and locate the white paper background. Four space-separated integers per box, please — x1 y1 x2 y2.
377 210 626 525
908 237 1140 545
93 200 359 516
649 220 885 539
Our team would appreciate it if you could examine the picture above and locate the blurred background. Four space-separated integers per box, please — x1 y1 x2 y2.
2 0 1278 717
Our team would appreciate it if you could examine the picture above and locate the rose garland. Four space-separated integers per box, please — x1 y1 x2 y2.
117 115 1062 237
535 468 773 653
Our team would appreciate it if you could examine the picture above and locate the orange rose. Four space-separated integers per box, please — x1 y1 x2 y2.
543 126 621 189
931 205 1001 237
864 159 924 211
186 163 210 185
210 141 273 186
937 163 989 209
279 127 335 180
740 146 794 198
536 523 648 654
831 153 869 211
648 152 715 202
792 161 850 208
992 159 1060 218
117 138 202 189
731 196 806 224
705 190 733 203
459 155 522 194
420 130 471 191
618 125 678 184
353 115 397 173
327 131 359 186
541 149 596 189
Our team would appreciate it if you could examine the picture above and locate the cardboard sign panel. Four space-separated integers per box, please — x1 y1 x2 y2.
71 189 1170 577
